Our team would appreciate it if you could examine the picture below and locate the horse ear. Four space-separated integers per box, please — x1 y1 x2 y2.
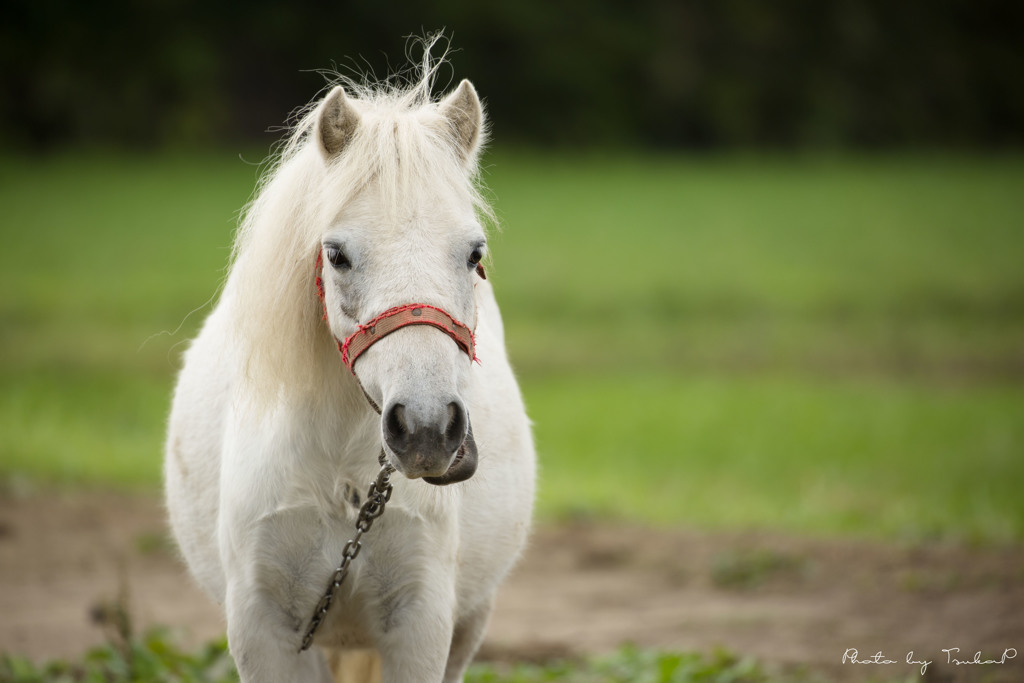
437 79 484 164
317 86 360 158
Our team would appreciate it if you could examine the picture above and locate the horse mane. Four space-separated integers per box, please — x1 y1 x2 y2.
224 43 493 407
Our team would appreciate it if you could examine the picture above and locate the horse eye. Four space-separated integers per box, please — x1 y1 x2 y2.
467 248 484 268
325 246 351 270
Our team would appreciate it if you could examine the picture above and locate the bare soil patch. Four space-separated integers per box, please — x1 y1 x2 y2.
1 492 1021 682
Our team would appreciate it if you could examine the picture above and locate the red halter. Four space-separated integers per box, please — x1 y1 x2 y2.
315 252 478 373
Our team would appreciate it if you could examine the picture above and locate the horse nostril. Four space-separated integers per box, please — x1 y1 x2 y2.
385 403 409 453
444 402 467 454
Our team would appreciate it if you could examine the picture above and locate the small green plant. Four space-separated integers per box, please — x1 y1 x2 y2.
467 645 814 682
0 630 238 683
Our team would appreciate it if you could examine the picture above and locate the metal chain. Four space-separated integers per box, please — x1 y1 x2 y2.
299 451 396 652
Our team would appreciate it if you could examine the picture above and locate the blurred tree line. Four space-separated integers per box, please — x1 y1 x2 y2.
1 0 1021 150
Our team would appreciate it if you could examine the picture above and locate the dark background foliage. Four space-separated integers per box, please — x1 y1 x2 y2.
2 0 1022 149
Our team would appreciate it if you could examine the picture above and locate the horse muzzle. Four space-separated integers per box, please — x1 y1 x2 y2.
382 400 478 485
313 274 481 485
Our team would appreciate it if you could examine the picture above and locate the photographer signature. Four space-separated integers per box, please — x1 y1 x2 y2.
842 647 1017 676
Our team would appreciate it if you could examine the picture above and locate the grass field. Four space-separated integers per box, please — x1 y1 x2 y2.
0 633 819 683
1 150 1022 543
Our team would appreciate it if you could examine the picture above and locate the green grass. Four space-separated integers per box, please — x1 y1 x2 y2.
527 373 1024 542
487 152 1024 376
1 150 1022 542
0 632 846 683
468 646 831 683
0 152 252 487
0 631 238 683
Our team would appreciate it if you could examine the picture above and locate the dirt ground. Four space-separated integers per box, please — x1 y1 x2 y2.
1 492 1021 682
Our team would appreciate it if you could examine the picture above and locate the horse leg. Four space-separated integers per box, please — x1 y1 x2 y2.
369 581 454 683
326 648 381 683
225 584 334 683
442 596 495 683
374 614 453 683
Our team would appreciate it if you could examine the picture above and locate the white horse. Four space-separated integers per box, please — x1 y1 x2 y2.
164 65 536 683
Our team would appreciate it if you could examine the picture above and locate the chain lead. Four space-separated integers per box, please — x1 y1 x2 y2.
299 452 395 652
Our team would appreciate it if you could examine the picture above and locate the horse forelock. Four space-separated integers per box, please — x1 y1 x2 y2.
225 67 492 408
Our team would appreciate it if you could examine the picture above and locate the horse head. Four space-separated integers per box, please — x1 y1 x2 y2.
313 80 487 485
